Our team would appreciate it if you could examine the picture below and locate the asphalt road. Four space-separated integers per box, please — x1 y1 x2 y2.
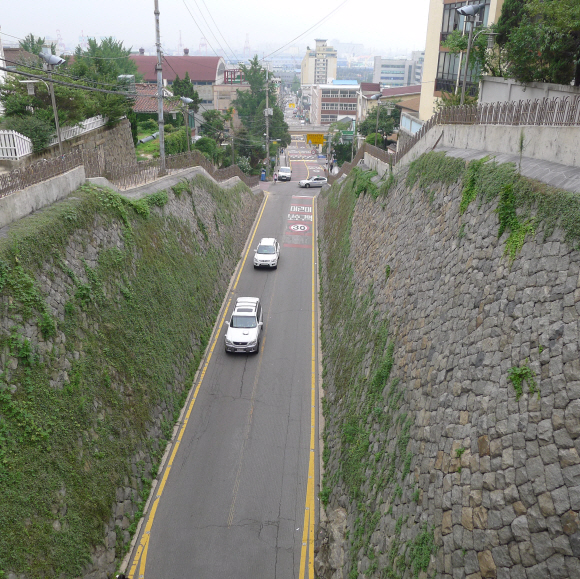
127 137 323 579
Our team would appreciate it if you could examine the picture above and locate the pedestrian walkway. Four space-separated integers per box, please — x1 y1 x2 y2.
435 146 580 193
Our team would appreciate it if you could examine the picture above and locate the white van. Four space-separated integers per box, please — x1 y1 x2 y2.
278 166 292 181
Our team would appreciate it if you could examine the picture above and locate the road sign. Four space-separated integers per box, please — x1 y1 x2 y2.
306 133 324 145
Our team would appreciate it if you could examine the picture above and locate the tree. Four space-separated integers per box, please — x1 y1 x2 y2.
172 72 202 113
200 109 232 143
19 33 55 56
291 76 300 93
358 105 396 137
233 55 291 165
494 0 580 86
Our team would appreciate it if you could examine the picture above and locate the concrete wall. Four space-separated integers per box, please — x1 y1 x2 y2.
0 166 86 229
397 124 580 169
480 78 580 104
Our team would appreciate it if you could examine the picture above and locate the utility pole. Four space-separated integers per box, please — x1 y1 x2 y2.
154 0 166 174
231 134 235 165
46 69 63 156
265 74 270 178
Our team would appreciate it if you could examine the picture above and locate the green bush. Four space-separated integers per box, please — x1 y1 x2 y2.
139 119 158 132
164 128 188 155
3 115 54 152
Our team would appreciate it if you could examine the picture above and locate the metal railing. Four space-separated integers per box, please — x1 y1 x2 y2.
104 150 259 190
328 95 580 185
0 147 259 199
0 150 86 198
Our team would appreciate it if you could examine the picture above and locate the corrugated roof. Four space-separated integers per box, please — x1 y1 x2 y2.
360 82 380 92
381 84 422 97
129 55 224 83
132 83 180 113
397 95 421 113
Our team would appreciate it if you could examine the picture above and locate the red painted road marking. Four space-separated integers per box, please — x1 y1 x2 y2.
283 243 311 248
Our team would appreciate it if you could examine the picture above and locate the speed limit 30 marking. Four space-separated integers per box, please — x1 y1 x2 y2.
289 223 309 232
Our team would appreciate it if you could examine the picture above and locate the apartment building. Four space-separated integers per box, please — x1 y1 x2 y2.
418 0 505 120
310 80 359 125
301 39 338 86
373 52 425 88
411 50 425 84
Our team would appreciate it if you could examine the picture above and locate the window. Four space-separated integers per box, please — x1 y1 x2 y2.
441 1 490 41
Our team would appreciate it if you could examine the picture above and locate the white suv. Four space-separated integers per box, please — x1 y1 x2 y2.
224 297 263 353
278 167 292 181
253 238 280 269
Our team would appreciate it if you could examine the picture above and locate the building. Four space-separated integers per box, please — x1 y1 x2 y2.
301 39 338 86
373 54 424 88
130 49 226 111
411 50 425 84
419 0 505 120
311 80 359 125
356 82 381 123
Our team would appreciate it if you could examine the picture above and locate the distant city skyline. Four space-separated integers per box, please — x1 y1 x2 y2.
1 0 429 62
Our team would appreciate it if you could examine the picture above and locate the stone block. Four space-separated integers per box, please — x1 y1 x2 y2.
511 515 530 541
530 531 554 562
561 510 579 536
519 541 536 567
537 492 556 517
551 486 571 515
473 507 487 530
442 510 452 535
545 463 565 491
477 550 497 578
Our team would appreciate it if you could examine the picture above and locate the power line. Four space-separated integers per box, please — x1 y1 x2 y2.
187 0 235 63
0 65 136 97
259 0 350 62
2 58 133 91
180 0 219 58
199 0 241 63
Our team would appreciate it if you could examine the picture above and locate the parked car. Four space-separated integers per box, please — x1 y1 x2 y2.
253 238 280 269
278 167 292 181
224 297 263 353
298 176 327 188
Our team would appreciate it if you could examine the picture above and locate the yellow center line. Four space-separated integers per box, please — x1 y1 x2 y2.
299 195 317 579
128 192 270 578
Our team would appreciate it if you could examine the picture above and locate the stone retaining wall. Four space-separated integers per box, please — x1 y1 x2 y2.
1 176 262 579
317 167 580 579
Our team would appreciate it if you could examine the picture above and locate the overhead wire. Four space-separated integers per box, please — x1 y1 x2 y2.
180 0 220 58
199 0 241 63
259 0 350 62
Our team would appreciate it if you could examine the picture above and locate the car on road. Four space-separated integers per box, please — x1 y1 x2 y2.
224 297 263 353
278 166 292 181
298 176 328 188
253 237 280 268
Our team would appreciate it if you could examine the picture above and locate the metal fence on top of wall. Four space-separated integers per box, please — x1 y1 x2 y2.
0 147 259 199
329 95 580 185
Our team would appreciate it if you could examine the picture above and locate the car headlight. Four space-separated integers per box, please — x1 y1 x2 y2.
225 337 233 346
247 338 257 346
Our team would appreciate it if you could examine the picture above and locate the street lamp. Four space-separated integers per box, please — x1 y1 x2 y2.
369 93 394 148
179 96 193 153
39 49 65 156
455 3 497 105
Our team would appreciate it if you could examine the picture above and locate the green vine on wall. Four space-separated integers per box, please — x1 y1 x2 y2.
508 359 538 400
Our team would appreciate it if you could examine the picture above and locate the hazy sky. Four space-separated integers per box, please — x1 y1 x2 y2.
1 0 430 60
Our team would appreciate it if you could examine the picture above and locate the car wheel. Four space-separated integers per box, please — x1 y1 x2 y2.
306 183 310 188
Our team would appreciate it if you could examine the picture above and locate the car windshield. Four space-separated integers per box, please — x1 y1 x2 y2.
257 245 276 254
231 315 257 328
